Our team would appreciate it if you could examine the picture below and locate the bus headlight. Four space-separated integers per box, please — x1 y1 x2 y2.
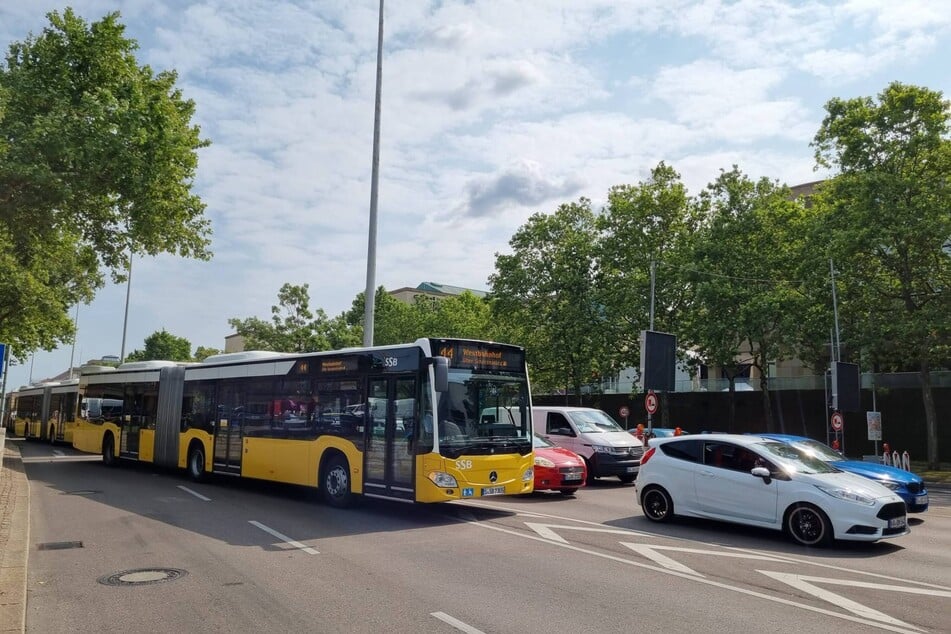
534 456 555 468
428 471 458 488
522 467 534 482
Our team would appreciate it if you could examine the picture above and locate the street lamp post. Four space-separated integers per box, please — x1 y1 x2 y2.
120 251 133 363
362 0 384 347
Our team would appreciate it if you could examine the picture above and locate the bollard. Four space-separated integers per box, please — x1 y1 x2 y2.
882 452 891 466
892 451 901 470
901 451 910 471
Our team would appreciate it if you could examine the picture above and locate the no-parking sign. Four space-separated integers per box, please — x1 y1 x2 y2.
831 411 844 431
645 390 658 415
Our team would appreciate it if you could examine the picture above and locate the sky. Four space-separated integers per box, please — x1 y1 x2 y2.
2 0 949 390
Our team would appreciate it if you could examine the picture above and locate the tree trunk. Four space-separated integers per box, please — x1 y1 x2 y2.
920 357 939 469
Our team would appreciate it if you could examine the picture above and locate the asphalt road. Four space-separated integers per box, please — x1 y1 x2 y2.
17 440 951 633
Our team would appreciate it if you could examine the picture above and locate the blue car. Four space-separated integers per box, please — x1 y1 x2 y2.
759 434 928 513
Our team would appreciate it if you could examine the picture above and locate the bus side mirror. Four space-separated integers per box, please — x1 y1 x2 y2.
433 357 449 393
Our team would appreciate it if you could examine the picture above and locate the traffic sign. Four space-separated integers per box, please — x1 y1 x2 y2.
619 405 630 418
645 390 658 415
830 411 844 431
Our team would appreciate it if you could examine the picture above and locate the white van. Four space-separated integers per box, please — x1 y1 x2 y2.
532 406 644 483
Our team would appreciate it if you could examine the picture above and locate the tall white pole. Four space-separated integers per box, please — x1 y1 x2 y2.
649 257 656 331
830 259 841 362
362 0 384 348
68 303 80 379
120 252 133 363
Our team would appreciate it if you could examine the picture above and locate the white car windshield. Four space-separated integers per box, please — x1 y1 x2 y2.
567 410 624 433
758 441 839 474
787 438 844 462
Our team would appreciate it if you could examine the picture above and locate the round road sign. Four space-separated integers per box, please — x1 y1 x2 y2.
645 390 658 415
619 406 630 418
831 411 844 431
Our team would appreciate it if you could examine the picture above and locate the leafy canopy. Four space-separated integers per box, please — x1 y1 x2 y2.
0 9 211 359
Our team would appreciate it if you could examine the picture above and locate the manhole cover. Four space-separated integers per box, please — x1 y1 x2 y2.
98 568 188 586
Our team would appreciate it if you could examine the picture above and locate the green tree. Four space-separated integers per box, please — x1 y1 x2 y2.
812 82 951 468
229 283 356 352
490 199 608 398
597 162 699 385
0 9 211 360
682 168 816 432
193 346 221 361
125 329 192 362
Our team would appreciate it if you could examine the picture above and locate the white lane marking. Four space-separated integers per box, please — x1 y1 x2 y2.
248 520 318 555
525 521 657 544
431 612 486 634
622 543 797 576
759 572 933 630
177 485 211 501
461 499 951 590
466 521 921 634
621 544 704 575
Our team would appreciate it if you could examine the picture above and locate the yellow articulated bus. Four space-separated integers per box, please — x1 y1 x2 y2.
14 380 80 443
73 338 535 506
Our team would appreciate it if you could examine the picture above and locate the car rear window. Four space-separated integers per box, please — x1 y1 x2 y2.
660 439 702 462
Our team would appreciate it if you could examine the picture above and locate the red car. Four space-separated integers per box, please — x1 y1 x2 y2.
533 434 587 495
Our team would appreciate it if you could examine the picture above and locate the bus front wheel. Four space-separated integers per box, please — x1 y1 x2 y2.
321 455 352 508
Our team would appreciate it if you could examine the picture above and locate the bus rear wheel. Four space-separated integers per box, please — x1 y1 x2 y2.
321 455 352 508
102 435 116 466
188 444 206 482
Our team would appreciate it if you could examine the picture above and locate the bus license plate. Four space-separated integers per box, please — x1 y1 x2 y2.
888 517 906 529
481 486 505 496
915 494 928 505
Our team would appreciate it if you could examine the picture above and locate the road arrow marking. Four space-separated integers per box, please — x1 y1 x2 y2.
620 544 794 577
759 571 951 631
523 522 650 544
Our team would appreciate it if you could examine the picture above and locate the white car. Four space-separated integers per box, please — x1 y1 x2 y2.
635 434 908 547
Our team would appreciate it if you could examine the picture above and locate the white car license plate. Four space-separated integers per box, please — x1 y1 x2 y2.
888 516 906 529
915 494 928 505
562 474 581 481
481 486 505 496
626 466 638 473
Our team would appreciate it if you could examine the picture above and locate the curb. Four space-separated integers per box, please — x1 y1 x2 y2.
0 429 29 634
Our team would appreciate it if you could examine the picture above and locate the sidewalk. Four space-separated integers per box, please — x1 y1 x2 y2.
0 428 29 634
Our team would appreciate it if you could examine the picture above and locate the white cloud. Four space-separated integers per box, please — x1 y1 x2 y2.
3 0 948 389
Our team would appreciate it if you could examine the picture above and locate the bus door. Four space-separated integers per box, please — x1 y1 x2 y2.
363 376 416 501
213 383 242 474
120 391 141 458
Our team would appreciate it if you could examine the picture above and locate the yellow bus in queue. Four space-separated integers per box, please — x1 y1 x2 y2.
73 338 535 506
3 390 19 436
15 379 81 444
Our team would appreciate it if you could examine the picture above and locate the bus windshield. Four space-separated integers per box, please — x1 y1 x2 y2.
437 369 531 457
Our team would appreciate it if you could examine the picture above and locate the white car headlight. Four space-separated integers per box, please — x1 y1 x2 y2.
880 480 901 491
428 471 458 488
534 456 556 468
816 485 876 506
